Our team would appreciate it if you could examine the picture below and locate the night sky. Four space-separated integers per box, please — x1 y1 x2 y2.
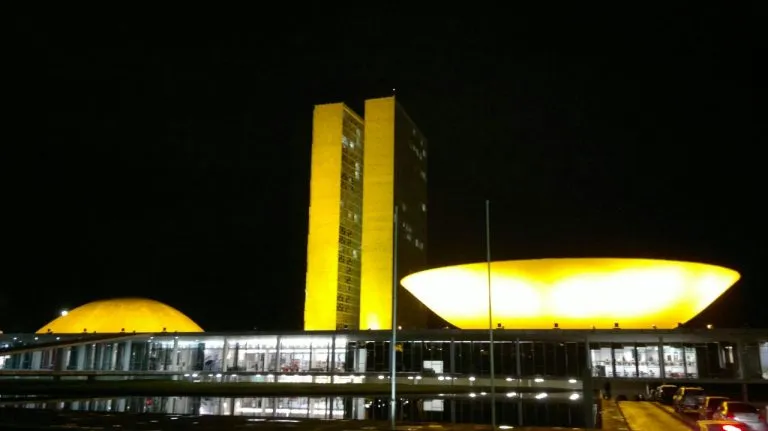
6 9 759 332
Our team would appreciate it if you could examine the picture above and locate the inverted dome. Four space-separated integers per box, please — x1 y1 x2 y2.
37 298 203 334
401 258 740 330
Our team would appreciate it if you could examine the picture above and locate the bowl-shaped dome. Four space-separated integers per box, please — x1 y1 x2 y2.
401 258 740 329
37 298 203 334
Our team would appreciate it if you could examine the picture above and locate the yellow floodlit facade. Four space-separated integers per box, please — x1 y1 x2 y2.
305 97 429 331
359 97 396 330
37 298 204 334
401 258 740 330
304 103 365 330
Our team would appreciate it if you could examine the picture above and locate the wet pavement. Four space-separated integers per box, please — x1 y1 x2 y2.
618 401 691 431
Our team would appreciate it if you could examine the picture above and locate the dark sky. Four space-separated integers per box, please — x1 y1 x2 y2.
6 9 759 332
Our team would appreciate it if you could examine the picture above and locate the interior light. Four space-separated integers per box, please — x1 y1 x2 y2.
60 310 68 317
534 378 544 382
569 393 580 400
535 393 548 399
568 379 577 383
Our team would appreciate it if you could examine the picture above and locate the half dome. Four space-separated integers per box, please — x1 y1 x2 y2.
37 298 203 334
401 258 740 330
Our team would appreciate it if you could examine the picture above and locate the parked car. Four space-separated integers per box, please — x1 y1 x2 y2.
673 386 705 413
712 401 767 431
699 396 730 420
695 420 749 430
695 421 749 431
656 384 678 405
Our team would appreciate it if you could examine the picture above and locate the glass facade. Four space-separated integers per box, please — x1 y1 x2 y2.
393 105 431 329
2 330 767 384
336 112 364 330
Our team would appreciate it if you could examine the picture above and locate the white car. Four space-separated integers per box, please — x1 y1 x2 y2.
696 420 750 431
712 401 768 431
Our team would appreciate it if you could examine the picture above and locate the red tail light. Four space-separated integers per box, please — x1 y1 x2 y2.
725 411 735 419
722 425 741 431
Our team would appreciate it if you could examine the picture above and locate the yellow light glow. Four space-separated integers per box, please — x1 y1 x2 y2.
304 103 365 330
400 258 740 329
359 97 396 330
305 103 346 330
36 298 203 334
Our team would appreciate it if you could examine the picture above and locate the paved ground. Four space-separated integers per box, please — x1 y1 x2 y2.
619 401 691 431
600 399 631 431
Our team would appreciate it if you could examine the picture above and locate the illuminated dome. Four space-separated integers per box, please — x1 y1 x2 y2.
401 258 740 330
37 298 203 334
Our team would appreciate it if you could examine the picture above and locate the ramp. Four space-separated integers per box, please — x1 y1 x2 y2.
619 401 691 431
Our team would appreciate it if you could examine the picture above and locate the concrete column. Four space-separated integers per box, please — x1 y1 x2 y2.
735 341 745 380
76 345 87 370
54 347 68 371
172 338 180 371
94 344 103 371
221 338 229 372
110 343 119 370
275 335 282 372
330 335 336 372
449 339 456 374
516 338 523 426
658 336 666 381
30 351 43 370
87 345 96 370
121 341 132 371
583 336 595 429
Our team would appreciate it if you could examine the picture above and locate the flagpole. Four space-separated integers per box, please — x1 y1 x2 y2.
486 199 496 429
390 205 399 430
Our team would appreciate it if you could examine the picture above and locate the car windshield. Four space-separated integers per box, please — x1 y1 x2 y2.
728 403 758 413
685 388 704 396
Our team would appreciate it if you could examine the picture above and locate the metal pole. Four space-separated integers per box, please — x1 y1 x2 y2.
486 200 496 429
390 205 399 430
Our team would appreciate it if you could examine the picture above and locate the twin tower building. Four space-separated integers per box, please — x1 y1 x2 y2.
304 96 432 331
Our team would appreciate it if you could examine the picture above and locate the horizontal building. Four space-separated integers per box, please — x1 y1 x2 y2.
2 329 767 395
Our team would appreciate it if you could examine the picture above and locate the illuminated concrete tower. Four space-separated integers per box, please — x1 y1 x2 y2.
359 96 428 330
304 103 365 330
304 97 428 331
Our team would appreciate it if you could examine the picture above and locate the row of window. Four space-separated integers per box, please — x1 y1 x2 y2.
8 340 765 382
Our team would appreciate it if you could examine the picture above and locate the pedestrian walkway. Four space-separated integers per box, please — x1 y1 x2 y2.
619 401 691 431
600 398 631 431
